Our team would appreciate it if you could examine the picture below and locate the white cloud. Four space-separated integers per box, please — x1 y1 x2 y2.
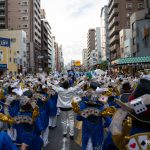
41 0 108 64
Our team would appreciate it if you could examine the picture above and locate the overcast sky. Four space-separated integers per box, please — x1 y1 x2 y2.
41 0 108 64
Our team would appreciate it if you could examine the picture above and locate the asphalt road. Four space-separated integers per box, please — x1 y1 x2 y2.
45 115 82 150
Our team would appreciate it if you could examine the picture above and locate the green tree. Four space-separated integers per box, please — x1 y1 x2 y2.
99 61 108 71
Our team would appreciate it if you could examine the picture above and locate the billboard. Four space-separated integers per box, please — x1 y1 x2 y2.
74 60 81 67
0 37 10 47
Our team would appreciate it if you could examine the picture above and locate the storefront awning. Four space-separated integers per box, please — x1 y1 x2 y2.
116 56 150 65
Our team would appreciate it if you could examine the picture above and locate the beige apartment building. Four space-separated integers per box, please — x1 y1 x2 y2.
0 29 27 74
6 0 41 73
0 45 17 74
108 0 144 62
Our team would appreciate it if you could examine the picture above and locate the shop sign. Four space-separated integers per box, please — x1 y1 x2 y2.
0 37 10 47
0 64 7 70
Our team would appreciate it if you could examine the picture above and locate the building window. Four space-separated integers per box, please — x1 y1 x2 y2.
22 24 28 28
137 27 139 37
24 62 26 67
133 37 136 45
23 51 26 57
21 1 28 6
20 59 22 65
14 58 16 63
138 3 144 9
126 3 133 9
9 58 11 62
23 38 26 43
11 38 16 43
21 9 28 13
126 12 132 18
22 16 28 21
127 21 130 27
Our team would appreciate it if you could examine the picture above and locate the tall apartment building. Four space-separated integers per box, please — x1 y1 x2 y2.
87 29 95 66
95 27 101 64
6 0 41 73
82 48 88 68
52 36 56 72
40 9 52 73
55 42 59 72
108 0 144 61
0 0 7 29
100 5 110 61
90 50 98 67
58 45 64 72
55 44 64 73
41 19 52 73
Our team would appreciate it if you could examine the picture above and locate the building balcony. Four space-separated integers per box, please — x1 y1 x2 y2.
108 0 119 15
108 17 119 30
109 35 119 45
48 59 52 64
0 14 5 18
111 53 117 61
0 0 5 3
0 21 4 25
108 0 113 7
109 26 120 37
110 44 118 52
0 6 5 10
108 8 119 22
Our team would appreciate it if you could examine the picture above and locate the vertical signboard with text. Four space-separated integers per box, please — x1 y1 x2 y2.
0 37 10 71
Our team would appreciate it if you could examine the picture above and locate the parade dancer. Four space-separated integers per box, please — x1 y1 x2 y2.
72 82 114 150
5 83 43 150
48 78 85 139
109 76 150 150
35 84 51 147
0 105 27 150
48 89 58 129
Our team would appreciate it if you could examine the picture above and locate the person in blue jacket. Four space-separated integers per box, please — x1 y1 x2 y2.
0 131 18 150
48 89 58 129
12 91 43 150
35 85 51 147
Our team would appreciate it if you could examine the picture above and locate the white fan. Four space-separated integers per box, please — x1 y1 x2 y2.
12 86 29 96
